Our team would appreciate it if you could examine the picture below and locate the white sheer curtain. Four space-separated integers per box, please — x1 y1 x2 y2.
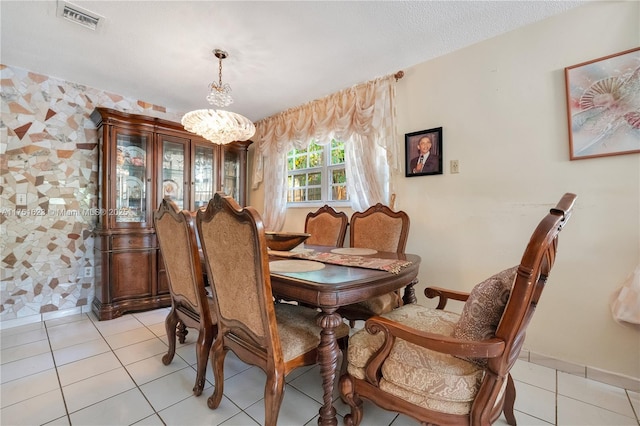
252 74 400 231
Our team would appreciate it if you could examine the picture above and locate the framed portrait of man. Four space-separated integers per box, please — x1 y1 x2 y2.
405 127 443 177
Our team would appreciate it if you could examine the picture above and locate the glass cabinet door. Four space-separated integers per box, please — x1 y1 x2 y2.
115 132 149 224
161 138 187 210
223 149 240 202
193 144 215 209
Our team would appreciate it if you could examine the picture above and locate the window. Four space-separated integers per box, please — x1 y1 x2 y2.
286 139 348 205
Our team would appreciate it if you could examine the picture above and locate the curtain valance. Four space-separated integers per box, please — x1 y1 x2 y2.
251 73 400 230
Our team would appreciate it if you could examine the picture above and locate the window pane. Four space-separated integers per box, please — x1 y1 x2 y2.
308 187 322 201
308 172 321 185
294 154 307 169
292 173 307 186
288 188 306 202
309 142 323 152
331 168 346 184
332 185 348 201
309 151 322 167
330 140 345 165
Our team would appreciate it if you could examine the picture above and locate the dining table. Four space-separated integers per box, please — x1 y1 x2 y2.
268 245 421 426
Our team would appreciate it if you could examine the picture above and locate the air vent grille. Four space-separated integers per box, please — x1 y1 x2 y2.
57 1 102 31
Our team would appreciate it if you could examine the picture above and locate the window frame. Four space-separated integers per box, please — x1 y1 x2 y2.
286 140 349 209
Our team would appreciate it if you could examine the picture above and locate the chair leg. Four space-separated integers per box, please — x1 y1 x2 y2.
503 373 517 426
340 374 364 426
263 369 286 426
177 320 188 344
207 340 226 410
193 326 215 396
162 309 179 365
338 335 349 380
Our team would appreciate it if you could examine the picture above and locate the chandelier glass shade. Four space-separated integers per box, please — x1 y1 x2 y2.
181 49 255 145
182 109 255 145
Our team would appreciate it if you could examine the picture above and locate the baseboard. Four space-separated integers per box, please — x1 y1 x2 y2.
0 305 92 330
519 349 640 392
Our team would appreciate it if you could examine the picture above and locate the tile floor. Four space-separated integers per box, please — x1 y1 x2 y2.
1 307 638 426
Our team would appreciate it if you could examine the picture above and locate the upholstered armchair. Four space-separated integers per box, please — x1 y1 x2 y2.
196 193 350 425
338 203 412 326
340 193 576 426
304 204 349 247
153 199 216 396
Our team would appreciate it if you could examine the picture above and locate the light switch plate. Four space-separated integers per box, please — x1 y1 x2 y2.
16 193 27 205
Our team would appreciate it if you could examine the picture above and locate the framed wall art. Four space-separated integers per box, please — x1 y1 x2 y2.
564 47 640 160
405 127 443 177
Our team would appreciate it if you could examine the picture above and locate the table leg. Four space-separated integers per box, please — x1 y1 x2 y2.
316 308 342 426
402 278 418 305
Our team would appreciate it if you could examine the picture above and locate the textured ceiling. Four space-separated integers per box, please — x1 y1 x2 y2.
1 1 588 122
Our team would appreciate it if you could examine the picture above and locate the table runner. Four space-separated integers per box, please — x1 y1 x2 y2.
271 250 412 274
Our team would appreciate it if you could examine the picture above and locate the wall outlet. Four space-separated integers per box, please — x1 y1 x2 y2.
16 193 27 205
450 160 460 174
84 267 93 278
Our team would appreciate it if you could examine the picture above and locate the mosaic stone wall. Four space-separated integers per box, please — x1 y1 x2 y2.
0 64 183 321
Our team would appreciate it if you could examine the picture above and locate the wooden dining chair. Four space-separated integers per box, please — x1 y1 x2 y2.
153 199 216 396
196 193 350 425
338 203 411 326
339 193 577 426
304 204 349 247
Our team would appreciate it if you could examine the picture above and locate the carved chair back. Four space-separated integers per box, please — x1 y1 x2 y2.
197 193 278 357
196 193 348 424
153 198 215 395
305 204 349 247
350 203 409 253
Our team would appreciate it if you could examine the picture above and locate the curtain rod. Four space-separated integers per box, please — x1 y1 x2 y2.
393 71 404 82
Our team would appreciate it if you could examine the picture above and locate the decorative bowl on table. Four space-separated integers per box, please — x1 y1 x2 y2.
265 231 310 251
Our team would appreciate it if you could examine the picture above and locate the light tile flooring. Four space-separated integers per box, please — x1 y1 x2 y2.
1 307 638 426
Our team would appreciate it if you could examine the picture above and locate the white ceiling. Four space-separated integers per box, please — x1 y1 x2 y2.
1 1 588 122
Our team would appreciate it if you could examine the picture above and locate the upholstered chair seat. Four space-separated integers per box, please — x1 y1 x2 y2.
346 266 517 415
347 304 483 415
276 302 349 361
339 193 577 426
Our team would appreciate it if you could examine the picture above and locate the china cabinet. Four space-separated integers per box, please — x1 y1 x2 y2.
91 107 251 320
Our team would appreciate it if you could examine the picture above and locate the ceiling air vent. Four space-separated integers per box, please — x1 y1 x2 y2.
56 1 103 31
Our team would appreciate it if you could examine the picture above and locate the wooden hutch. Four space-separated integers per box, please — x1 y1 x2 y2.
90 107 251 320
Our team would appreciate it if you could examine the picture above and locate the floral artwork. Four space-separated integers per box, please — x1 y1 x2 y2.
564 47 640 160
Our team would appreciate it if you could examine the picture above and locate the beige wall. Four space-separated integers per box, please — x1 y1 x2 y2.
249 1 640 379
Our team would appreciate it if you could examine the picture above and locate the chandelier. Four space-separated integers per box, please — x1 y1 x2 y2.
182 49 255 145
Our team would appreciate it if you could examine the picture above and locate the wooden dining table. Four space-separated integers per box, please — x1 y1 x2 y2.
268 245 421 426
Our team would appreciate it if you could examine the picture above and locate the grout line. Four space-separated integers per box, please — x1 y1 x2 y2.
626 390 640 423
87 312 166 422
44 317 72 425
555 368 559 426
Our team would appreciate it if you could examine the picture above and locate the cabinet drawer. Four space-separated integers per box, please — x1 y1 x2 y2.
112 234 155 249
